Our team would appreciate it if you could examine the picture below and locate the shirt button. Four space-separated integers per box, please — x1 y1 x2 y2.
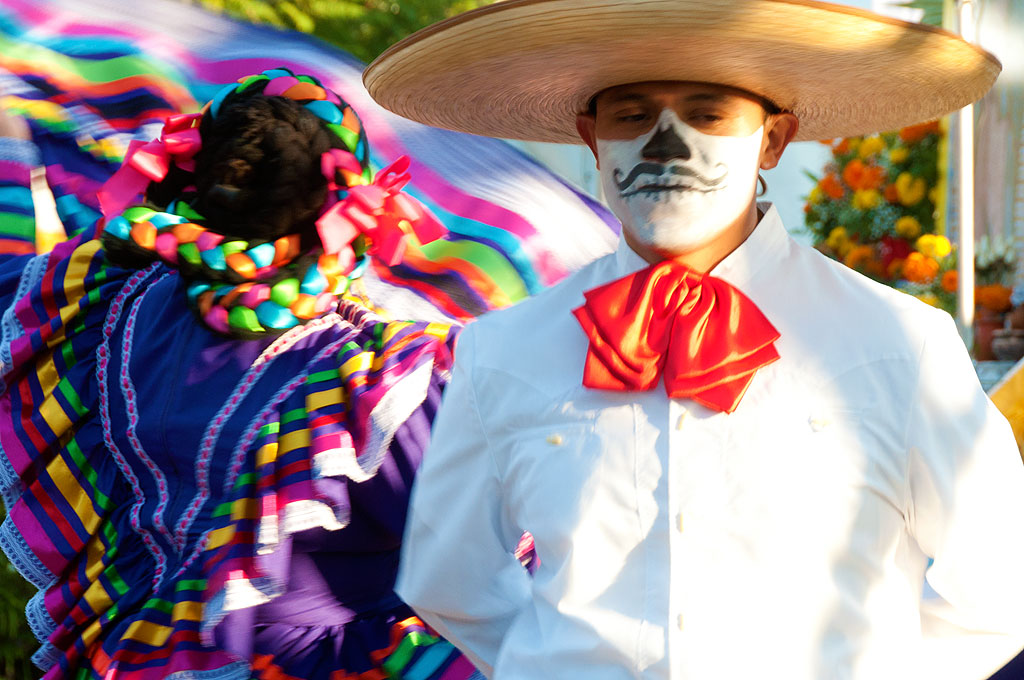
808 415 831 432
546 434 564 445
675 513 684 533
676 614 685 631
675 410 688 430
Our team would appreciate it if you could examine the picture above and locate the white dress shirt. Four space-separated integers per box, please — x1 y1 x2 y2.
397 205 1024 680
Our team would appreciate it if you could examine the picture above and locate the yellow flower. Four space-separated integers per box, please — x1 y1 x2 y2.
916 293 940 307
889 146 909 164
826 226 851 255
895 172 927 206
894 216 922 239
932 235 952 258
808 186 824 204
858 136 886 159
827 226 847 242
929 185 942 206
915 234 952 259
852 188 881 210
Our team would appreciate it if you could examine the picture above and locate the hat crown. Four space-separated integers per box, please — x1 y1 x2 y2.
364 0 1000 143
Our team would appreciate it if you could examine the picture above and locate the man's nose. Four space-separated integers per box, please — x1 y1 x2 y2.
641 123 691 162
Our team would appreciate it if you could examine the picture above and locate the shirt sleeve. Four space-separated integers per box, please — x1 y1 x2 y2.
396 321 531 678
905 310 1024 679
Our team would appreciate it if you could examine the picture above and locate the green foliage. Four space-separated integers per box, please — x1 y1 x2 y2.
892 0 946 26
181 0 488 64
0 506 39 680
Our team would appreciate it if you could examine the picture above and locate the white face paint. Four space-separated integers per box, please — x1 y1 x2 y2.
597 108 764 254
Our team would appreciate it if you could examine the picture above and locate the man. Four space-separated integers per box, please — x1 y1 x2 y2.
363 1 1024 678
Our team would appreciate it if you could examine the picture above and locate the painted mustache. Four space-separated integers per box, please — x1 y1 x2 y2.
613 162 728 197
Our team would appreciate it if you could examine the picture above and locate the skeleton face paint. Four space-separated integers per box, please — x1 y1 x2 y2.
598 108 764 254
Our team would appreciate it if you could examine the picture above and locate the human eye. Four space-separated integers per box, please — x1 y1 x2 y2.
688 109 725 124
615 109 650 123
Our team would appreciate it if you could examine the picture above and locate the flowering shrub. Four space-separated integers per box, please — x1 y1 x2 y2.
806 121 942 251
804 121 1013 315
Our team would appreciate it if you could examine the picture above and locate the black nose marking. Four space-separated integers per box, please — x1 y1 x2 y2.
641 123 691 162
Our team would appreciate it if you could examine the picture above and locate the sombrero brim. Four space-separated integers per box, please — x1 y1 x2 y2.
363 0 1001 143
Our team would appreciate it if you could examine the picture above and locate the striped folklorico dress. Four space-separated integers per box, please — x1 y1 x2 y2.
0 136 480 680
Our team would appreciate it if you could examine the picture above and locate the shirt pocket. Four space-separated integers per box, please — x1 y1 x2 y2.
499 408 642 572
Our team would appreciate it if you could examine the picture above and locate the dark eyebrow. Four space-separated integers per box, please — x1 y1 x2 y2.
684 93 729 103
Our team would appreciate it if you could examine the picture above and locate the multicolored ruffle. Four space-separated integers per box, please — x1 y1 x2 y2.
250 615 479 680
0 225 463 679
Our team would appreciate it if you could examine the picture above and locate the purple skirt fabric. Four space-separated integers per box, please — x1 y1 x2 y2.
0 228 475 679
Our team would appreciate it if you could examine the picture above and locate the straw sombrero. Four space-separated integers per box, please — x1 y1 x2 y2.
363 0 1000 143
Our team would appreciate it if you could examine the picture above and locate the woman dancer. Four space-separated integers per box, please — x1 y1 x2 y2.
0 69 478 680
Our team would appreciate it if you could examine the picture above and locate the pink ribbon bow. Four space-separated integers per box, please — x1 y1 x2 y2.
316 155 446 269
98 113 202 218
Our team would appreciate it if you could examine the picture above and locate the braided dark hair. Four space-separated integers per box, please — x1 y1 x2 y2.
144 81 348 243
98 69 440 337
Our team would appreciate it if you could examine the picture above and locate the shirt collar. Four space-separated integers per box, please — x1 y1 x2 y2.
612 202 790 290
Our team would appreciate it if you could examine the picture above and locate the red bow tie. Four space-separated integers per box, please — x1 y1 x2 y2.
572 259 780 413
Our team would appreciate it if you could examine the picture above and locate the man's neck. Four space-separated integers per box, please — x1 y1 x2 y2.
624 201 762 273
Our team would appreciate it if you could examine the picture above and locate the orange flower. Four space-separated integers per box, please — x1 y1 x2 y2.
834 139 851 154
941 270 958 293
899 121 941 143
841 159 885 191
867 165 886 190
819 173 844 200
842 160 865 189
902 252 939 284
843 244 872 268
887 258 905 279
976 284 1013 313
843 244 883 276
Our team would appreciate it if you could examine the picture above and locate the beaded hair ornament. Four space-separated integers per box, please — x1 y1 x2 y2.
97 68 444 337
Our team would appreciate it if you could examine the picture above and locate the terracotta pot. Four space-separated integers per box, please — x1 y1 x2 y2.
974 309 1004 361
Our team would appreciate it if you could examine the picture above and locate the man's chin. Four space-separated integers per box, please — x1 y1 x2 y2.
622 222 727 256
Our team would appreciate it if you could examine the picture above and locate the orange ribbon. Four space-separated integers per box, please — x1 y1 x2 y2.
572 259 780 413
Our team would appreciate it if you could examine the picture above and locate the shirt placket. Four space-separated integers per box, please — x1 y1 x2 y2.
666 398 689 678
666 398 725 679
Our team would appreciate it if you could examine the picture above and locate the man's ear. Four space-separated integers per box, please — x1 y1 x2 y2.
576 113 600 169
760 112 799 170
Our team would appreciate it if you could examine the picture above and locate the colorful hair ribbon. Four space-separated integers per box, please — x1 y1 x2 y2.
97 113 201 219
316 155 446 267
